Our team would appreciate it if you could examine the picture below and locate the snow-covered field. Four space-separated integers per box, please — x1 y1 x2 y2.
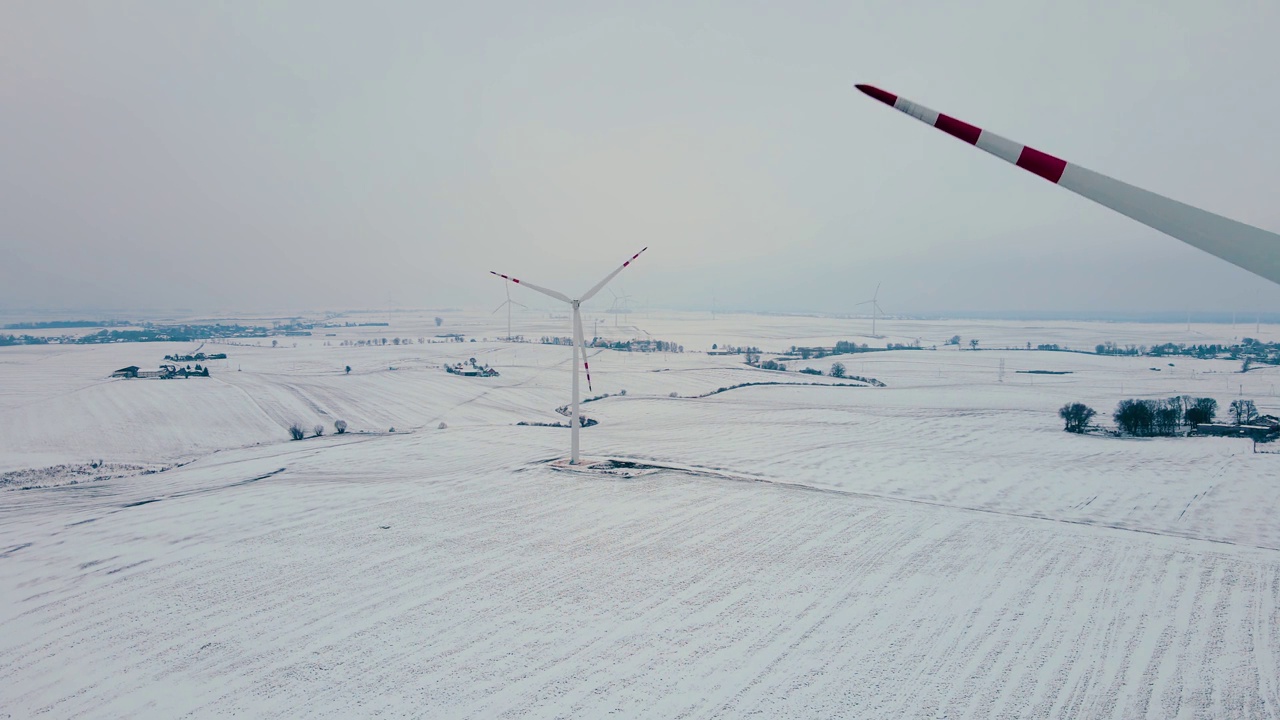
2 310 1279 717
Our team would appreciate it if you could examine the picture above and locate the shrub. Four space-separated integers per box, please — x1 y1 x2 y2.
288 423 306 441
313 424 324 437
799 367 822 376
334 419 348 434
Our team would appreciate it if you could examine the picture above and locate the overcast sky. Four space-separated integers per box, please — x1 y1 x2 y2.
3 1 1280 317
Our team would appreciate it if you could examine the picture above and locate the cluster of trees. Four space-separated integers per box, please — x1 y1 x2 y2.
1093 338 1280 365
787 340 923 360
1059 396 1223 436
1112 397 1211 436
2 324 268 346
445 358 500 376
0 334 50 346
539 336 684 353
289 419 348 441
338 338 422 347
1061 396 1275 437
711 343 755 355
591 338 684 353
4 320 131 329
1228 399 1260 425
164 352 227 362
1095 342 1146 356
833 340 871 354
516 417 598 428
579 389 626 405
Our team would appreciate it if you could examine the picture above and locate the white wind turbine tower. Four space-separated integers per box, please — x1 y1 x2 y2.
491 247 648 464
856 283 886 337
492 283 527 341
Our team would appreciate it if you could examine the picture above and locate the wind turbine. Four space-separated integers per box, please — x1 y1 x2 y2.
608 288 635 327
855 84 1280 287
491 247 648 464
856 283 886 337
492 283 527 341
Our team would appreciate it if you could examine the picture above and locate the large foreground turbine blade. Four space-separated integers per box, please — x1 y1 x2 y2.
489 271 572 304
580 247 648 303
855 84 1280 286
574 310 593 393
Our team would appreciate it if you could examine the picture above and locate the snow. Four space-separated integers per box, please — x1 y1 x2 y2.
2 310 1279 717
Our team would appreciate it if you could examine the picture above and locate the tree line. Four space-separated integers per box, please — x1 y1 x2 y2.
1060 396 1268 436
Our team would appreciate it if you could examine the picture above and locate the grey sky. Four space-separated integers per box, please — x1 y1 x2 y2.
3 1 1280 317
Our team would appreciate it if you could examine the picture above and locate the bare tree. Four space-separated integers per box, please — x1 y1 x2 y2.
1058 403 1096 433
1230 399 1258 426
830 362 846 378
313 424 325 437
334 419 348 434
288 423 306 441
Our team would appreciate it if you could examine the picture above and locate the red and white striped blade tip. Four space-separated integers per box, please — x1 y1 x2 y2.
855 84 897 106
852 82 1280 286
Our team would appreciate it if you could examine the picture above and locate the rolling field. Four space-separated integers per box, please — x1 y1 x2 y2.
2 311 1278 717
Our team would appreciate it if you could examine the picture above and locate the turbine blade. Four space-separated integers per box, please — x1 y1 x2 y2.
574 310 592 393
855 84 1280 286
492 300 507 314
490 271 572 304
579 247 648 303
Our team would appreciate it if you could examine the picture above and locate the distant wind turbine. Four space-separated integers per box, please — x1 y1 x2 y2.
608 288 635 327
491 247 648 464
492 283 527 341
856 283 886 337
